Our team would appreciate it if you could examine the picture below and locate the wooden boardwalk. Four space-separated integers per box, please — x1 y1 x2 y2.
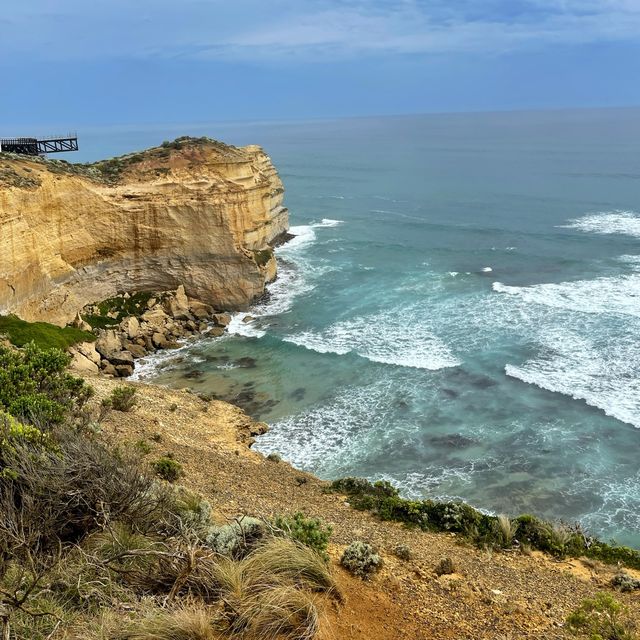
0 134 78 155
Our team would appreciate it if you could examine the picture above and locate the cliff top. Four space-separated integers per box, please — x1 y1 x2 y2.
0 136 260 188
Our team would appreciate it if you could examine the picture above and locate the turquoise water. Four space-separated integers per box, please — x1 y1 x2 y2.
126 110 640 546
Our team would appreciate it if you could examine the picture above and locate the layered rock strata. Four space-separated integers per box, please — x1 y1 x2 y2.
0 138 288 325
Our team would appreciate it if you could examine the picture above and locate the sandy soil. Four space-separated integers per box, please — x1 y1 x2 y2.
88 375 640 640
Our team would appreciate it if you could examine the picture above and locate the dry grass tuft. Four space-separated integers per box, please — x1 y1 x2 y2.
121 603 222 640
242 538 341 600
495 514 517 548
65 603 223 640
233 585 319 640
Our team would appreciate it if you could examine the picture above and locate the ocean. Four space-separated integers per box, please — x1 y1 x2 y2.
87 109 640 546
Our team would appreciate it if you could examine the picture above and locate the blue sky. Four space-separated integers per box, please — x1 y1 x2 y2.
1 0 639 128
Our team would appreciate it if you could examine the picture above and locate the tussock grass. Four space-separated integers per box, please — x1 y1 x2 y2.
494 515 517 548
242 538 340 599
119 603 222 640
231 586 319 640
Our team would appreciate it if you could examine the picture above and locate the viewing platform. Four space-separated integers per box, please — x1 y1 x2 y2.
0 134 78 156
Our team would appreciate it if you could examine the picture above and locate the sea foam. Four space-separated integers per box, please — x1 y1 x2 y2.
227 219 343 338
493 273 640 318
283 308 460 370
505 326 640 428
561 210 640 238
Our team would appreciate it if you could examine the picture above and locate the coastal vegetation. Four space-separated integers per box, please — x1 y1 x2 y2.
105 385 138 412
329 477 640 570
566 593 637 639
82 292 157 330
0 342 340 640
0 315 94 350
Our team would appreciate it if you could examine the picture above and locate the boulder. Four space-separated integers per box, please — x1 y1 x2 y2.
69 350 99 374
124 343 147 358
190 300 213 320
107 350 135 367
95 329 124 359
141 308 170 329
115 364 134 377
168 285 190 319
101 361 117 376
76 341 101 365
152 332 168 348
214 313 232 327
119 316 140 340
206 327 225 338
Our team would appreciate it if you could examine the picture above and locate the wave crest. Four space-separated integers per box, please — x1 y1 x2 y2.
561 210 640 238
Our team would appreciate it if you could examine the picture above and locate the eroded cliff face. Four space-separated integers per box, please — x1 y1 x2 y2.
0 139 288 324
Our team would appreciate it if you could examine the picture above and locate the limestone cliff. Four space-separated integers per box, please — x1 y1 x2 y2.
0 137 288 325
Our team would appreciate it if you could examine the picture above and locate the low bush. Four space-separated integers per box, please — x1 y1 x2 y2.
340 541 383 579
566 592 637 639
205 516 266 558
611 571 640 593
153 456 183 482
113 604 222 640
274 513 332 561
108 385 137 412
242 537 340 597
0 343 93 429
329 477 640 570
230 585 319 640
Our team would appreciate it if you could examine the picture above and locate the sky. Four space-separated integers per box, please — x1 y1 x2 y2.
1 0 640 130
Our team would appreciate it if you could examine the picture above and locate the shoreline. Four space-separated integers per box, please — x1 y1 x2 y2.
83 372 640 639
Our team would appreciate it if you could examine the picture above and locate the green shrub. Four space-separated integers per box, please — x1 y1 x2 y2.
273 513 332 560
84 292 156 329
0 315 94 349
109 386 137 412
0 343 93 429
340 541 383 579
330 476 640 570
135 439 152 455
566 592 637 639
153 456 183 482
0 411 56 479
164 485 212 534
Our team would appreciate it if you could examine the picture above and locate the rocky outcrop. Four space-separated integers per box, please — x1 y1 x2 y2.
0 138 288 325
73 286 232 377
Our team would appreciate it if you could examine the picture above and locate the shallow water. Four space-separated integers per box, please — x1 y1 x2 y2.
127 109 640 546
